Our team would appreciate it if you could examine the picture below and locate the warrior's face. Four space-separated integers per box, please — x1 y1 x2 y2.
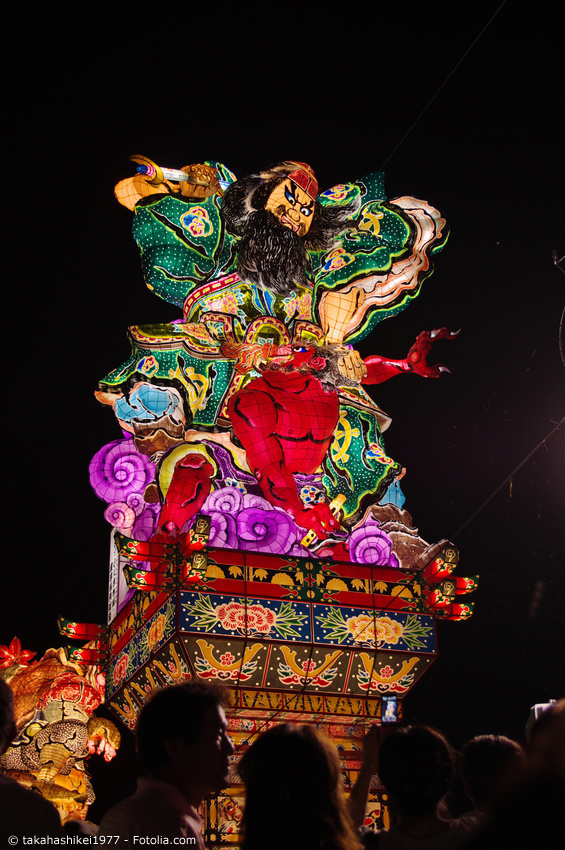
221 161 353 296
265 178 315 236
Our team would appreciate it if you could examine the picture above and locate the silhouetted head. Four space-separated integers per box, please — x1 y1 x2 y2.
136 681 233 798
239 723 361 850
462 734 525 811
377 725 455 818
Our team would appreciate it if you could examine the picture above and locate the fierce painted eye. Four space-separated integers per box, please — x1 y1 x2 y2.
300 206 312 217
284 186 296 205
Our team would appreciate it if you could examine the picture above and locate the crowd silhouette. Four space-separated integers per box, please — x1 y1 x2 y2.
1 680 563 849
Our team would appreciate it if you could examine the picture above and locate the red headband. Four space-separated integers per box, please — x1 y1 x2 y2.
286 161 318 201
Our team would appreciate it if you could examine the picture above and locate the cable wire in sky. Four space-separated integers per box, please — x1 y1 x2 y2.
450 416 564 540
379 1 508 169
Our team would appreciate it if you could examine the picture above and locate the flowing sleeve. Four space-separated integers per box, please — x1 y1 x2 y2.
313 171 448 343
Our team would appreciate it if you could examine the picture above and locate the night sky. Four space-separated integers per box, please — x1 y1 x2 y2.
4 0 563 797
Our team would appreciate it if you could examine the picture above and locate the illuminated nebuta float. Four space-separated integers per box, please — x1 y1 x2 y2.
75 156 474 835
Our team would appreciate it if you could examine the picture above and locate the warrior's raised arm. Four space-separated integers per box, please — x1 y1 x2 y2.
114 154 225 210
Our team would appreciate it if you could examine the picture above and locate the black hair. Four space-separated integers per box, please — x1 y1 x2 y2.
377 725 455 817
239 723 361 850
462 734 524 807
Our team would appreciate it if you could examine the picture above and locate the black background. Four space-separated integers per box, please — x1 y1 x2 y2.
4 1 563 814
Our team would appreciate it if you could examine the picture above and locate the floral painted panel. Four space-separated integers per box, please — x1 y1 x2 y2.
137 597 176 665
180 592 311 642
314 606 435 652
106 637 138 698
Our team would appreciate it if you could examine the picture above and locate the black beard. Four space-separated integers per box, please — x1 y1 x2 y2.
235 209 312 297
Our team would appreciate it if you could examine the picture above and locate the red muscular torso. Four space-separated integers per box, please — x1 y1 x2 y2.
228 365 340 537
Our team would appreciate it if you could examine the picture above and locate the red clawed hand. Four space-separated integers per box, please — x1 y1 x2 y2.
407 327 459 377
293 503 340 539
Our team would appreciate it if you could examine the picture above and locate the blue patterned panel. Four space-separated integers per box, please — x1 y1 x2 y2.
180 592 311 642
313 605 436 652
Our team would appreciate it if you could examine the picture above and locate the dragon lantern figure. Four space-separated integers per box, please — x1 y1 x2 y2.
91 157 455 564
0 638 120 824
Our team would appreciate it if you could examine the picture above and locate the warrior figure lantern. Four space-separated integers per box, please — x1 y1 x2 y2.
92 157 457 562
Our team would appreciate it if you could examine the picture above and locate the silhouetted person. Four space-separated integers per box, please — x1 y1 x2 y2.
465 699 565 849
98 681 234 847
239 722 362 850
364 725 474 849
460 734 525 825
0 679 63 842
